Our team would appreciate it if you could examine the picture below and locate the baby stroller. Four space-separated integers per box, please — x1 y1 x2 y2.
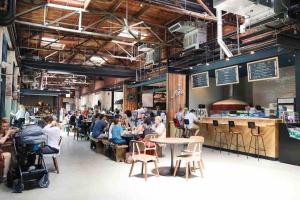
10 124 49 193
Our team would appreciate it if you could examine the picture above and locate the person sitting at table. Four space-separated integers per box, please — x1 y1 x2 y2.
91 114 107 139
108 118 127 145
11 104 26 128
114 109 121 119
175 107 184 128
145 112 155 126
91 109 99 128
42 119 61 154
184 109 199 136
77 111 85 135
0 120 18 183
151 116 166 138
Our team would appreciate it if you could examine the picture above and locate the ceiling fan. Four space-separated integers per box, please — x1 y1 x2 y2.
100 0 150 38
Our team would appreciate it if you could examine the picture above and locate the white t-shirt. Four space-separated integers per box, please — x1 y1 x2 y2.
185 112 198 129
137 108 145 119
152 123 166 138
15 109 26 120
43 125 61 150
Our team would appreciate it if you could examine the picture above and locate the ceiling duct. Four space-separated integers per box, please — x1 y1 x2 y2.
168 21 205 34
214 0 275 32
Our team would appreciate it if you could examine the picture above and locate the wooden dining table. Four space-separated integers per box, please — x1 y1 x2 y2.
150 137 204 174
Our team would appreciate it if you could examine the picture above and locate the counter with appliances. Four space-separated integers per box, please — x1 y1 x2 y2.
197 117 282 159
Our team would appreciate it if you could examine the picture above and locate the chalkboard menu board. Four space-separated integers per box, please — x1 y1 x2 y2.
191 72 209 88
247 57 279 82
215 65 239 86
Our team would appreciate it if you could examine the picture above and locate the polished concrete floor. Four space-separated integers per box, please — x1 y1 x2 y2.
1 132 299 200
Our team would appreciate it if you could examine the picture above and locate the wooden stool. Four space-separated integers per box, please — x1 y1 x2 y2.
183 119 192 138
228 121 247 156
212 120 229 153
248 122 267 161
115 145 128 162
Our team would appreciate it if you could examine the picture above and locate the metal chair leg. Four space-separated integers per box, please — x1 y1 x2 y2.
241 134 248 158
248 135 253 155
260 136 267 157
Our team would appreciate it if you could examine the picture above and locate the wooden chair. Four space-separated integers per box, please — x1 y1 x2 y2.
129 140 160 181
43 136 62 173
174 138 204 180
181 136 205 170
143 134 159 159
183 119 192 138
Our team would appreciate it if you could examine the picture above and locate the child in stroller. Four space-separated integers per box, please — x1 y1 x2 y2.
9 124 49 193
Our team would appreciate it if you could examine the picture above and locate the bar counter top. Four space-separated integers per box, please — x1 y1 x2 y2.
195 117 282 159
200 117 282 127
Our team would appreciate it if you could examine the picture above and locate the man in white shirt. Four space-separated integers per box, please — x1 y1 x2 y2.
184 109 200 136
11 105 26 127
42 121 61 154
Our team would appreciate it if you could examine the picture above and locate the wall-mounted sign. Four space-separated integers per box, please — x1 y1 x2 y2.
247 57 279 82
191 72 209 88
215 65 239 86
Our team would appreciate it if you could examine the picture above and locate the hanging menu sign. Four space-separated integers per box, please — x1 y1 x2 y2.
191 72 209 88
215 65 239 86
247 57 279 82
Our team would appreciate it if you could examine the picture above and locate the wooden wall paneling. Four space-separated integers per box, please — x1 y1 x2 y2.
167 73 186 137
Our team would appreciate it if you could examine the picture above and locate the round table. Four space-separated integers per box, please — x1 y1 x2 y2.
150 137 203 174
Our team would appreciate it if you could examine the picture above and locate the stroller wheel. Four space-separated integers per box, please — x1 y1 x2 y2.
38 174 50 188
13 179 24 193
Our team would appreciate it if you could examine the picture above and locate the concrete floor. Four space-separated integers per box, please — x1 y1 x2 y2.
1 132 299 200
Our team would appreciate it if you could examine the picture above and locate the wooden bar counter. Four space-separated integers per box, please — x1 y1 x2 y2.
197 117 282 159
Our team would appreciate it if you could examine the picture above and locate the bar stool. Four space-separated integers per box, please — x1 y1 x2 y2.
173 119 183 138
212 120 229 153
248 122 267 161
228 121 247 156
183 119 192 138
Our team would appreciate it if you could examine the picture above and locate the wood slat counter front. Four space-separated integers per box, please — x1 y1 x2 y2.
197 117 282 159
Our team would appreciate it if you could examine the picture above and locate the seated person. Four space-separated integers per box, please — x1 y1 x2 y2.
184 109 199 130
91 114 107 139
108 119 127 145
152 116 166 138
114 109 121 119
0 120 18 183
42 119 61 154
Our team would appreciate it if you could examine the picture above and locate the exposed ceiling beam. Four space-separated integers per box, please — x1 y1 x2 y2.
16 4 45 17
196 0 215 17
22 60 136 77
131 0 217 21
15 20 164 45
133 4 150 18
47 10 78 26
84 0 92 10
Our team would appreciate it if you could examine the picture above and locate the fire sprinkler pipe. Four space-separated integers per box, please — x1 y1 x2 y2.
216 9 233 58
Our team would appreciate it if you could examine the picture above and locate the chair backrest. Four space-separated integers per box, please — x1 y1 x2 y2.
248 122 256 129
186 136 204 155
228 121 235 128
144 134 158 141
184 119 189 125
131 140 146 160
213 120 219 127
